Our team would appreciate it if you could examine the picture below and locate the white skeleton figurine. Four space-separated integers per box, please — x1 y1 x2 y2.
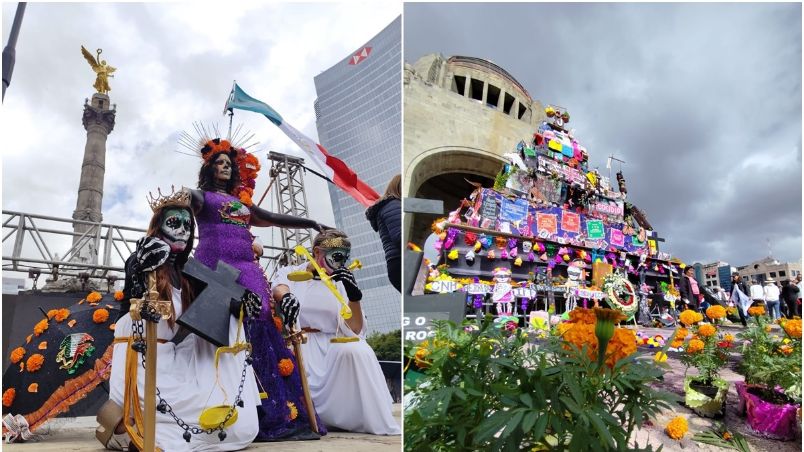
491 267 515 316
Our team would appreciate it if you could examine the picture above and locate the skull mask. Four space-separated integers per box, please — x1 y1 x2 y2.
493 267 512 284
315 246 351 274
160 208 191 253
522 241 533 253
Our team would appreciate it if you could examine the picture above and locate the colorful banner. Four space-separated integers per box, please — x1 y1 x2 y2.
586 219 604 239
500 197 529 223
610 228 625 247
561 211 580 233
536 213 558 236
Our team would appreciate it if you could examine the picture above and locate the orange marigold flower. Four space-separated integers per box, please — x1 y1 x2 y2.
114 291 125 301
782 319 802 338
273 316 283 331
414 342 431 368
780 345 793 356
671 339 684 348
33 319 49 336
724 333 735 342
93 308 110 323
278 358 294 377
723 431 732 441
676 327 689 339
568 308 598 325
2 388 15 407
287 401 298 421
747 306 766 317
679 310 703 326
87 291 103 304
686 339 705 354
9 347 25 364
605 328 637 368
54 308 70 322
665 416 688 440
698 324 717 338
706 305 727 320
27 383 38 393
26 354 45 372
47 309 58 319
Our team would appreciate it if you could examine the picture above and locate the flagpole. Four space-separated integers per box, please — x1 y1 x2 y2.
226 80 236 138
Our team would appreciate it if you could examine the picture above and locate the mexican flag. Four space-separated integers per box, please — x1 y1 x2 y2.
224 83 380 207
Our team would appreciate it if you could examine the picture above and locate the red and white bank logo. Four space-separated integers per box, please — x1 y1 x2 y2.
348 47 372 65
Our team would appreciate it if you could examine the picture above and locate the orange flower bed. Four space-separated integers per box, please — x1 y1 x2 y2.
782 319 802 338
2 388 15 407
278 358 294 377
26 354 45 372
567 308 598 325
9 347 25 364
93 308 109 323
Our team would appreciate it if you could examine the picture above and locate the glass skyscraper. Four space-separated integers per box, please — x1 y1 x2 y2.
313 17 401 334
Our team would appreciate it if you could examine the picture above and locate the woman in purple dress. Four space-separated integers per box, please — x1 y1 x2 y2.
187 139 326 441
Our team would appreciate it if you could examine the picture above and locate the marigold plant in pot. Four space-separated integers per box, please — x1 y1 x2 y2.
403 309 675 451
736 314 801 440
678 313 731 418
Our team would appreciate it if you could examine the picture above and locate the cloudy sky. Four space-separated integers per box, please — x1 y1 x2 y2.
2 2 399 281
405 2 802 267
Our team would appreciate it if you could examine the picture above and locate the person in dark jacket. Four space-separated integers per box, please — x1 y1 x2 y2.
781 276 801 318
730 273 750 327
678 266 701 311
365 174 401 292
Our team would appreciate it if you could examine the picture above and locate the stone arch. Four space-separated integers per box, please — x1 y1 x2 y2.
405 147 505 246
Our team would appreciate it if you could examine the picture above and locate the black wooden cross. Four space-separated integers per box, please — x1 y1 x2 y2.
178 257 247 347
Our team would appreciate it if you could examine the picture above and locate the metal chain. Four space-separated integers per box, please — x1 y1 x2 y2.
131 307 251 442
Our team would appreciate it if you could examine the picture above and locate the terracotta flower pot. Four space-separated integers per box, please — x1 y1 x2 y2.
736 381 800 441
684 376 728 418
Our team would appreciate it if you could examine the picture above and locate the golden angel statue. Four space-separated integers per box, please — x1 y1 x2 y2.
81 45 116 95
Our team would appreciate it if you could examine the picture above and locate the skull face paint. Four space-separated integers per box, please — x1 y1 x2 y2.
314 246 350 274
160 208 191 252
213 153 232 182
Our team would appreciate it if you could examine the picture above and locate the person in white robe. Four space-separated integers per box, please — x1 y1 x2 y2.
271 230 400 436
100 202 260 451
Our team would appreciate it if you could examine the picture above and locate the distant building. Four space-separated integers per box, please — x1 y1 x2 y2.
313 17 401 334
693 261 735 292
403 53 547 244
737 257 802 285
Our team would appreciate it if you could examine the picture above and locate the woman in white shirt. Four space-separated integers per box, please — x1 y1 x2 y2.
763 279 781 320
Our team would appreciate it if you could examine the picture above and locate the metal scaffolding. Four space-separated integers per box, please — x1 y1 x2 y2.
265 151 314 267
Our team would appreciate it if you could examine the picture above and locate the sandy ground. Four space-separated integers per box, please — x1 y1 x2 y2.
3 404 401 451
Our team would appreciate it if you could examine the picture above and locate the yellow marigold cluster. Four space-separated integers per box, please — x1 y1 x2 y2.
686 338 705 354
747 306 766 317
706 305 726 320
26 354 44 372
698 324 717 338
287 401 298 421
414 341 431 368
33 319 49 337
665 416 688 440
278 358 295 377
782 319 802 339
558 322 636 368
9 347 25 364
679 310 703 326
568 308 597 325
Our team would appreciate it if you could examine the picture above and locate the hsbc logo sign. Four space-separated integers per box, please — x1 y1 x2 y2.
348 46 372 65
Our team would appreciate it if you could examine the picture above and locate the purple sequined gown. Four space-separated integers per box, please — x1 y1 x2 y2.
194 191 324 440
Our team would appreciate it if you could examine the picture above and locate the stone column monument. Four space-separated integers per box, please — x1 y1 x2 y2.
71 93 116 264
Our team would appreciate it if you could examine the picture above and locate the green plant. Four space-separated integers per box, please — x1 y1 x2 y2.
692 423 751 452
493 167 511 191
404 317 675 451
367 329 401 361
678 323 730 385
738 315 802 403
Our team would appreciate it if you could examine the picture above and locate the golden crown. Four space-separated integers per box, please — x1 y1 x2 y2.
147 186 191 212
320 237 349 248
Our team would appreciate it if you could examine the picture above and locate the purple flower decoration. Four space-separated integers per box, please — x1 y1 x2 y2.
527 251 536 262
501 249 509 260
507 238 517 249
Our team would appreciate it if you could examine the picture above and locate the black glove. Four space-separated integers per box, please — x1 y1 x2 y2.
279 293 300 327
135 236 170 272
229 290 262 318
330 268 362 302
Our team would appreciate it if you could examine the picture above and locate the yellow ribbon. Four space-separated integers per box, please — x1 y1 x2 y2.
293 245 352 320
